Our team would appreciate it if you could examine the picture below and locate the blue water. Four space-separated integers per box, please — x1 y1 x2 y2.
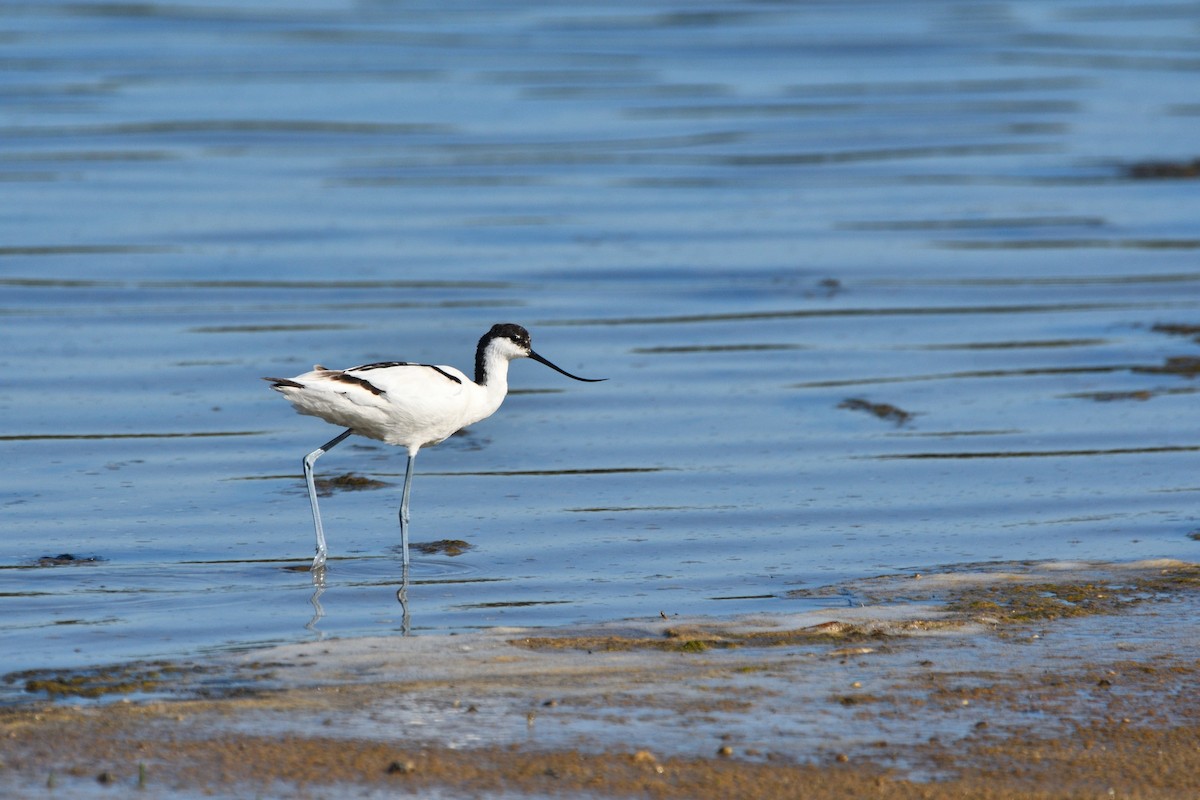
3 0 1200 692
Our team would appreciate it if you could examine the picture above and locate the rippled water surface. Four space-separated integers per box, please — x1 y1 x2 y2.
3 0 1200 691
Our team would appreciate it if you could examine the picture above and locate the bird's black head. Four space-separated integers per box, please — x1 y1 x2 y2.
482 323 532 352
475 323 530 384
474 323 605 385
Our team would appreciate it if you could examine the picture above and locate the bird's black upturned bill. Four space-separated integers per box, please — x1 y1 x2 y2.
529 351 606 382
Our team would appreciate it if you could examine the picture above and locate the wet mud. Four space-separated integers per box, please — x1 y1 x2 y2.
6 715 1200 799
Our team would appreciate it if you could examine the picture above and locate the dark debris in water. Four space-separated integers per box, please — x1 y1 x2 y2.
1124 158 1200 180
412 539 474 557
1132 356 1200 379
632 343 801 355
812 277 842 298
1064 386 1198 402
1151 323 1200 343
461 599 572 609
315 472 390 496
35 554 104 567
838 397 915 426
1070 389 1155 402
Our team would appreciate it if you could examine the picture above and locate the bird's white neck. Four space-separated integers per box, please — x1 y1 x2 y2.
462 344 513 425
474 337 527 387
476 349 511 389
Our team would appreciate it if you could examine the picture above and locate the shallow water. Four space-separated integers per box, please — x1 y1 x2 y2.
3 1 1200 693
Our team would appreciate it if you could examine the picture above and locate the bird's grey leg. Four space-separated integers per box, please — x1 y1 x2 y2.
302 428 353 571
399 452 416 568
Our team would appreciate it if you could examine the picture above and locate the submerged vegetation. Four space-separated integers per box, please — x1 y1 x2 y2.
945 565 1200 623
10 662 191 700
837 398 916 426
314 472 390 495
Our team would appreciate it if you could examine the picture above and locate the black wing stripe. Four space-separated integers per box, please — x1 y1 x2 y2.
352 361 413 370
350 361 463 385
331 373 385 395
425 365 463 384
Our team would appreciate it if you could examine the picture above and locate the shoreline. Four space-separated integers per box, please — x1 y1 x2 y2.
4 560 1199 798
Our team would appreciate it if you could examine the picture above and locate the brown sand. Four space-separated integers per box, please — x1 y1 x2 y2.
4 699 1200 798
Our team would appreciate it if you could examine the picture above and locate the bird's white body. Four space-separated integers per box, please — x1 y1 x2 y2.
264 324 602 572
272 340 523 454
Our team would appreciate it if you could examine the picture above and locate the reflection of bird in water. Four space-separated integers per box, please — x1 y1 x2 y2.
264 323 604 573
307 566 409 636
306 581 325 636
397 564 411 635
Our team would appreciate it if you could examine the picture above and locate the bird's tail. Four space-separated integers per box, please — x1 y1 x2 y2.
262 376 305 390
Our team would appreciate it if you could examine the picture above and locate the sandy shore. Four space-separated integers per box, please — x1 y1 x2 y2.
3 560 1199 798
